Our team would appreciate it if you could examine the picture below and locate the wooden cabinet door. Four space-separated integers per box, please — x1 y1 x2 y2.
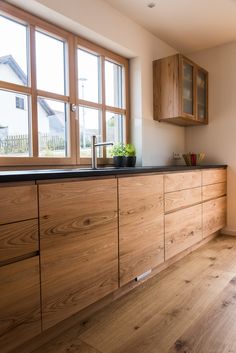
39 178 118 330
165 187 201 213
119 175 164 286
165 204 202 260
0 219 38 264
181 57 195 118
165 171 201 193
0 184 37 225
0 257 41 353
202 182 226 202
202 168 227 186
196 67 208 123
203 196 226 238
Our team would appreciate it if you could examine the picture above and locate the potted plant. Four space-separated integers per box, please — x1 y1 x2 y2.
110 143 126 167
125 143 136 167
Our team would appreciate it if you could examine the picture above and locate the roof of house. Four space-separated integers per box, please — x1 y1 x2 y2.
0 55 54 116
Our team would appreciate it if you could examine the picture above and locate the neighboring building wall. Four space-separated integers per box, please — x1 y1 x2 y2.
187 42 236 234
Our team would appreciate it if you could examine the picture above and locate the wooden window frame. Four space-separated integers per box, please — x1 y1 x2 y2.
0 1 129 167
77 38 130 165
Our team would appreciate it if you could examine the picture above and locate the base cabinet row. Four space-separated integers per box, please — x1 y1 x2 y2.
0 169 227 353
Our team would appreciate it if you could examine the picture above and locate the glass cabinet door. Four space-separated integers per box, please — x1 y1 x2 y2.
197 69 208 122
182 60 194 116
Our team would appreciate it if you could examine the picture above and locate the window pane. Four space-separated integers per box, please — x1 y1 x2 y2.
79 106 102 158
106 112 125 157
38 98 68 157
78 49 100 103
0 16 28 86
36 31 66 95
105 60 123 108
0 90 31 156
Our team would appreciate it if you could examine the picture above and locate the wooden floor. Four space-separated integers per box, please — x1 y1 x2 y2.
24 235 236 353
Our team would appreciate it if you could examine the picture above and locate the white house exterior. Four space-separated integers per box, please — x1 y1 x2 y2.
0 55 65 138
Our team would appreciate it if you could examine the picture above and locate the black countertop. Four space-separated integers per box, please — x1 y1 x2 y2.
0 165 227 183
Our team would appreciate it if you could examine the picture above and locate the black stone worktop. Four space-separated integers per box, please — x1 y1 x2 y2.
0 165 227 183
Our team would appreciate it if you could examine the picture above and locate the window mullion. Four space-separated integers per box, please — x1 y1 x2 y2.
101 55 106 158
68 34 77 164
29 24 38 158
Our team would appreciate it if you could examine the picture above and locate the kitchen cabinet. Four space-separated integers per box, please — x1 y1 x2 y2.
202 182 227 202
0 257 41 353
0 182 40 353
165 187 201 213
0 184 38 225
203 196 227 238
39 178 118 330
153 54 208 126
202 168 227 186
118 175 164 286
165 171 201 193
202 168 227 238
0 219 38 264
165 204 202 260
164 171 203 260
0 167 227 353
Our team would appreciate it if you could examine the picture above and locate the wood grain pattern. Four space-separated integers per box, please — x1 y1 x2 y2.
0 256 41 353
0 185 38 225
164 171 201 193
0 219 38 263
165 204 202 260
167 275 236 353
202 182 226 202
153 54 208 126
119 175 164 286
203 196 226 238
202 168 227 186
153 54 180 121
39 178 118 330
165 187 201 213
32 325 101 353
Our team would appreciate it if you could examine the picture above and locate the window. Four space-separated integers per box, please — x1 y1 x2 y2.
35 30 69 158
15 96 25 110
77 44 128 160
0 2 129 165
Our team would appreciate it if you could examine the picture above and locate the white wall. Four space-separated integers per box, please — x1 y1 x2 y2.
187 41 236 234
7 0 185 166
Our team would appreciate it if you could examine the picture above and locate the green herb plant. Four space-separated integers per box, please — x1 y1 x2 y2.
109 143 126 157
125 143 136 157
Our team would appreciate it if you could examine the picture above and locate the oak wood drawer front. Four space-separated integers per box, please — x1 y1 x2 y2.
165 204 202 260
0 185 37 225
0 256 41 353
202 182 227 202
0 219 38 263
203 196 226 238
165 171 201 193
39 179 118 330
119 175 164 286
165 187 202 213
202 169 226 186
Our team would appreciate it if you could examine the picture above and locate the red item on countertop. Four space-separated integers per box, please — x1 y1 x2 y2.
190 154 197 166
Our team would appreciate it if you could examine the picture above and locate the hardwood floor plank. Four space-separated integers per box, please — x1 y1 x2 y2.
32 326 102 353
80 268 234 353
167 275 236 353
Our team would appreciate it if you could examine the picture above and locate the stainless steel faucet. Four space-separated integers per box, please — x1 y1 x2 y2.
91 135 113 169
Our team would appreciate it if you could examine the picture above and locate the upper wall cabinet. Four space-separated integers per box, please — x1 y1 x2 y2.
153 54 208 126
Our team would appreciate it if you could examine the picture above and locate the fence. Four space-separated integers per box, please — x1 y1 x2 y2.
0 134 65 154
